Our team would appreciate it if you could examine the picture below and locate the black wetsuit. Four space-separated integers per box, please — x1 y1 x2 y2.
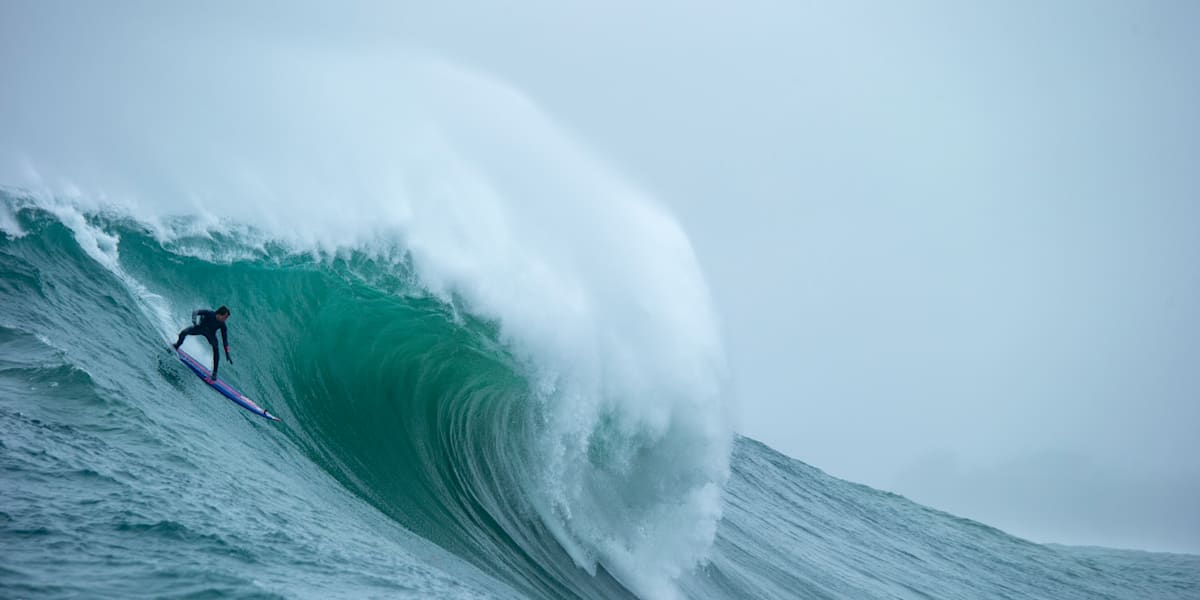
174 310 230 378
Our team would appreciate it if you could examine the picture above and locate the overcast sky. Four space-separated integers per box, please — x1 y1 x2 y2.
3 1 1198 553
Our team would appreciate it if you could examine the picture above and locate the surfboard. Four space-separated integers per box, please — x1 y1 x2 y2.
171 345 281 422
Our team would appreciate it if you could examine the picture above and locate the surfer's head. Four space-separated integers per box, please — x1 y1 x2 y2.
216 306 231 322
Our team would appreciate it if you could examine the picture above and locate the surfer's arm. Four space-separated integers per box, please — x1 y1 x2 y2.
220 324 230 360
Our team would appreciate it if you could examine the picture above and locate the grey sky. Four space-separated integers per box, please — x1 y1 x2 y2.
3 1 1198 553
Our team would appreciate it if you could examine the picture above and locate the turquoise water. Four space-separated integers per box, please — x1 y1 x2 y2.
2 196 1198 599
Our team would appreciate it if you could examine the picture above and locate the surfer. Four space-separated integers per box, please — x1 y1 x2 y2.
173 306 232 382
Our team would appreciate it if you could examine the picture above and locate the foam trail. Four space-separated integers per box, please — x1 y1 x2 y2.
0 199 23 237
2 192 178 344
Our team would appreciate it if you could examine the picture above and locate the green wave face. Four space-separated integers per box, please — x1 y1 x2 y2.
4 201 641 598
130 232 615 597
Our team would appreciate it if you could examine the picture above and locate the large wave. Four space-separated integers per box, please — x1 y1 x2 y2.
1 48 730 599
6 206 1198 600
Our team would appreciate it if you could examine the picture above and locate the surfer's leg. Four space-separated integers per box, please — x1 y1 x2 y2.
174 325 201 349
206 334 220 379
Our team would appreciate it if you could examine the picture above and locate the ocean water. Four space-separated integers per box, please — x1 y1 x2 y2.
2 194 1198 600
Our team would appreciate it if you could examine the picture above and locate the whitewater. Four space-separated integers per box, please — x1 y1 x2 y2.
2 18 1199 600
